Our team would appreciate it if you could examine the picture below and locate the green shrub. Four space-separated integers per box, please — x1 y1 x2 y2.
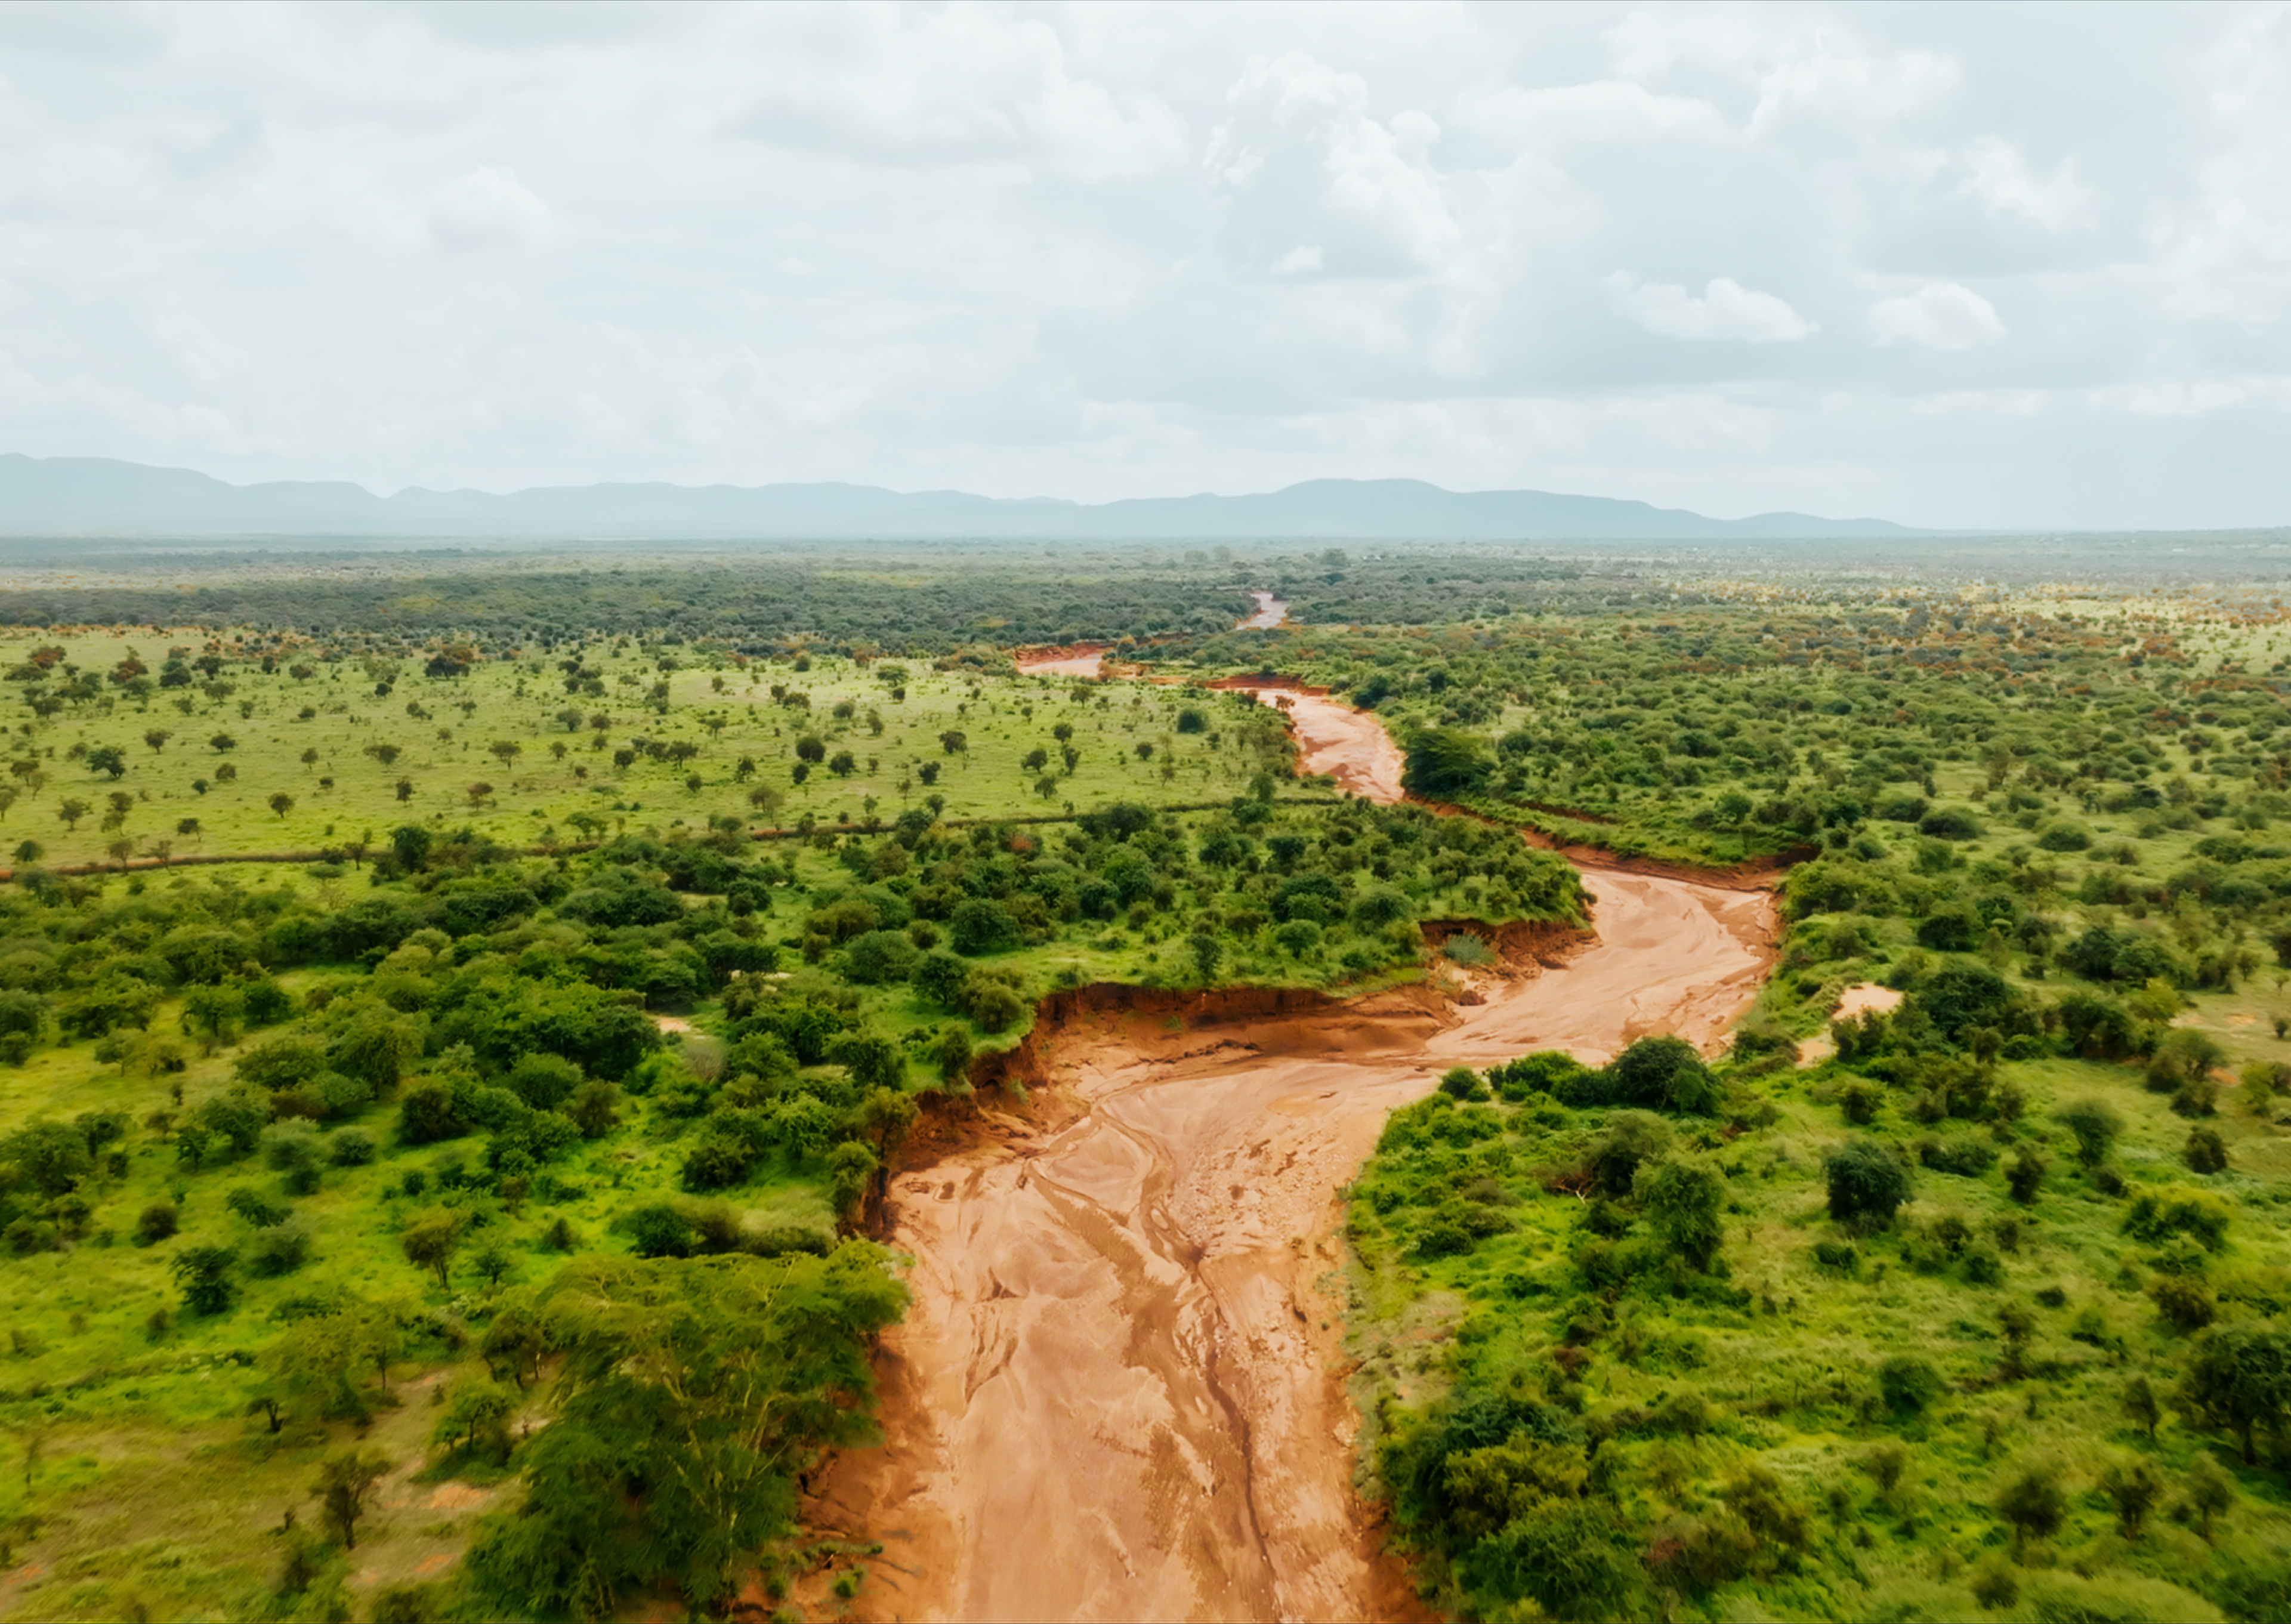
1877 1355 1945 1413
2018 1572 2221 1624
2124 1184 2232 1251
1826 1138 1912 1225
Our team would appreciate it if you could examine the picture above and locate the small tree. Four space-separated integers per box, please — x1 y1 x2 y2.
1824 1138 1912 1225
2179 1321 2291 1464
2098 1458 2162 1539
56 797 89 831
1638 1156 1728 1271
143 728 171 752
400 1208 465 1290
171 1245 237 1316
268 792 296 819
470 1237 516 1291
2122 1375 2161 1443
2005 1147 2046 1204
1188 932 1224 980
313 1449 390 1549
2055 1100 2123 1169
86 744 128 779
2187 1455 2234 1543
1993 1461 2066 1554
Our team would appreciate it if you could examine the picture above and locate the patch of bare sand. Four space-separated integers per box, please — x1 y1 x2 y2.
808 869 1776 1623
1796 982 1904 1066
1240 592 1288 631
1017 644 1110 678
1214 683 1406 805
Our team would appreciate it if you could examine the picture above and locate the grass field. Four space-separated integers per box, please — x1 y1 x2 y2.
0 631 1276 870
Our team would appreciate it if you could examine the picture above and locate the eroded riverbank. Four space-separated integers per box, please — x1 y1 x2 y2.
807 684 1778 1623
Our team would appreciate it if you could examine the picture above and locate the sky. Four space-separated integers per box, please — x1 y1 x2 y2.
0 1 2286 530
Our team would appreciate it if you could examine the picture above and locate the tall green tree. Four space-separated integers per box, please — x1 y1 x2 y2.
466 1249 906 1617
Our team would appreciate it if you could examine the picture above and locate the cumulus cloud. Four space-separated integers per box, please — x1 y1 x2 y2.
0 4 2277 528
1959 137 2089 231
1206 53 1458 279
732 8 1185 181
1870 283 2008 349
1607 273 1818 342
427 166 555 252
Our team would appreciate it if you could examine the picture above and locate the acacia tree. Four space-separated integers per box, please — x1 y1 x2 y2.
400 1207 465 1290
314 1449 391 1549
464 1251 905 1617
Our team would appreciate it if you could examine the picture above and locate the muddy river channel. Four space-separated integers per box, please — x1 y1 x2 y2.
810 677 1779 1622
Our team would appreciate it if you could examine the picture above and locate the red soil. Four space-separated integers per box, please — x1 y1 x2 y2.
807 693 1779 1623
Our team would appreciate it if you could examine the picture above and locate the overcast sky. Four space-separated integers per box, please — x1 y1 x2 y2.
0 1 2284 529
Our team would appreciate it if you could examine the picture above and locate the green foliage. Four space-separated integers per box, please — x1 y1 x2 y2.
464 1249 905 1617
1636 1156 1727 1271
1826 1138 1912 1224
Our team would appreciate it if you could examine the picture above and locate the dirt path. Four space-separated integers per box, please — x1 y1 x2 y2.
809 691 1777 1624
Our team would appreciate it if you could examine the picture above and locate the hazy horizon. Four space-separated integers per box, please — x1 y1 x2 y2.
0 2 2286 531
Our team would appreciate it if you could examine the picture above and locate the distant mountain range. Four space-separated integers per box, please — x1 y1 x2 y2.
0 454 1928 543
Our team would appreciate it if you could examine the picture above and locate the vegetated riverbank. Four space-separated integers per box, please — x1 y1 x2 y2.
805 691 1778 1622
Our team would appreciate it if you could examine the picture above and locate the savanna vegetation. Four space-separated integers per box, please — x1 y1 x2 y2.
0 575 1582 1619
14 544 2291 1620
1329 589 2291 1620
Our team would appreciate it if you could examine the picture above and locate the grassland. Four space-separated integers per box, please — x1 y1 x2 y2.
0 631 1277 872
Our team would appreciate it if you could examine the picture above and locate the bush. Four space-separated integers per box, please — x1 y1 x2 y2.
1918 807 1983 841
1826 1138 1912 1225
505 1052 583 1113
910 949 971 1008
2124 1185 2232 1251
959 973 1027 1033
1839 1080 1884 1125
246 1221 312 1278
2186 1127 2230 1175
2152 1274 2218 1333
844 930 921 985
1918 1135 1999 1177
1272 919 1322 957
1877 1355 1945 1413
2036 821 2094 852
1455 1504 1638 1619
1487 1051 1590 1101
328 1129 376 1167
1602 1036 1718 1115
947 899 1021 955
133 1201 178 1246
2006 1147 2047 1204
2055 1100 2123 1169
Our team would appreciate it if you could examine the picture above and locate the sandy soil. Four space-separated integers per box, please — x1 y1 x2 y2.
809 827 1777 1619
1017 644 1111 678
1214 682 1406 805
1241 592 1289 630
1795 981 1904 1066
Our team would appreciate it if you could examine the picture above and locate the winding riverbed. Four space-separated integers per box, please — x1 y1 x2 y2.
810 684 1777 1623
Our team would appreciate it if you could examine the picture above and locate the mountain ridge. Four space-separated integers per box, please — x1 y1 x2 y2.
0 453 1931 542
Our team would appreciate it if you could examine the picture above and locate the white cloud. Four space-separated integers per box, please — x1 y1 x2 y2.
1959 137 2089 231
1458 80 1727 147
1206 53 1458 279
730 8 1185 181
1606 273 1818 342
427 166 554 252
0 3 2275 528
1869 283 2008 349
